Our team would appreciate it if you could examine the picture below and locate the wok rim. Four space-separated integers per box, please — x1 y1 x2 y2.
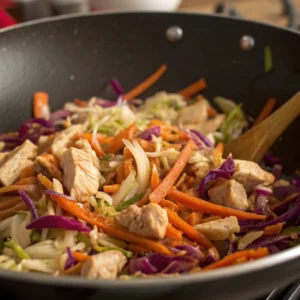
0 11 299 288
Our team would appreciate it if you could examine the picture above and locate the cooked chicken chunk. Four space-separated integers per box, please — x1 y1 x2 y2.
0 152 8 162
75 139 100 169
208 179 249 211
80 250 127 280
0 140 37 186
195 216 240 240
34 156 63 182
51 124 85 160
233 160 275 193
115 203 168 239
61 146 100 202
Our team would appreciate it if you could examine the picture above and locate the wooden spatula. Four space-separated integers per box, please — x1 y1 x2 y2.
223 92 300 162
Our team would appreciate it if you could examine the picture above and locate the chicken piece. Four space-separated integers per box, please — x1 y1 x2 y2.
51 124 85 160
115 203 168 239
208 179 249 211
75 139 100 169
61 146 100 202
177 98 209 125
0 152 8 162
0 140 37 186
34 156 63 182
233 160 275 193
195 216 240 240
80 250 127 280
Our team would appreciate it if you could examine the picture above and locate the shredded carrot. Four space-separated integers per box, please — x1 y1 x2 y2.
203 248 270 270
50 193 171 255
178 78 207 99
33 92 49 119
211 142 224 167
200 216 222 223
73 99 88 108
73 252 90 262
116 164 125 184
123 158 135 178
19 165 37 179
103 184 120 194
40 153 60 169
151 165 160 191
135 190 150 207
208 106 217 118
160 199 178 212
150 119 168 127
15 177 38 185
106 124 137 154
149 157 160 170
0 185 37 194
149 139 195 204
187 212 204 226
168 189 267 220
264 222 285 235
81 133 112 145
166 208 212 248
124 64 167 101
0 197 22 210
166 223 183 241
37 174 53 190
127 244 150 254
253 98 277 127
80 133 105 157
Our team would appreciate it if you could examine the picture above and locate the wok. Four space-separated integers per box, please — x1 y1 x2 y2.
0 12 299 300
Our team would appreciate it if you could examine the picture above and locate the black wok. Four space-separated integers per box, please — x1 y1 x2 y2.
0 12 299 300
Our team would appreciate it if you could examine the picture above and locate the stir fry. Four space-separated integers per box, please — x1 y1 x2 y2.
0 69 299 280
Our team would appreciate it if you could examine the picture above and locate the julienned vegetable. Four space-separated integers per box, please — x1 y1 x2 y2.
0 73 297 280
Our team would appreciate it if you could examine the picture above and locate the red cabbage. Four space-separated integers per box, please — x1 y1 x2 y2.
26 215 91 232
138 126 161 141
291 179 300 188
50 109 72 122
190 129 213 148
200 254 217 267
254 194 274 217
129 252 199 275
227 240 237 254
65 247 76 270
176 245 203 261
199 156 235 198
264 153 281 167
239 196 300 232
110 78 124 96
180 128 207 149
246 234 292 250
273 194 299 216
19 190 39 220
273 185 300 200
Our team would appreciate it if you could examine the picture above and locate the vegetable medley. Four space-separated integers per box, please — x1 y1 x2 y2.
0 66 299 280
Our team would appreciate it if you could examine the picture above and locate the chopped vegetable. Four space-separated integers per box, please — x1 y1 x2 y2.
115 192 146 212
65 247 76 270
214 96 237 114
33 92 50 119
4 239 30 260
94 245 133 258
110 78 124 96
177 78 207 99
253 98 277 127
19 190 39 220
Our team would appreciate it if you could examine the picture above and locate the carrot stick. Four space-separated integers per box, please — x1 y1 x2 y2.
124 64 167 101
103 184 121 194
187 212 204 226
149 157 160 171
0 197 22 210
253 98 277 127
149 139 195 204
264 222 285 235
33 92 49 119
0 185 37 194
19 165 37 179
106 124 137 154
81 133 105 157
15 177 38 185
211 142 224 167
166 208 212 248
127 244 149 254
168 189 267 220
81 133 112 145
123 158 134 178
151 165 160 191
135 190 150 207
166 223 183 241
177 78 207 99
0 201 27 221
73 252 90 262
116 164 125 184
208 106 217 118
203 248 270 270
160 199 179 212
73 99 88 108
50 193 171 255
37 174 53 190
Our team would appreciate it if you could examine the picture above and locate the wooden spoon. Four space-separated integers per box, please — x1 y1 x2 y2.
223 92 300 162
